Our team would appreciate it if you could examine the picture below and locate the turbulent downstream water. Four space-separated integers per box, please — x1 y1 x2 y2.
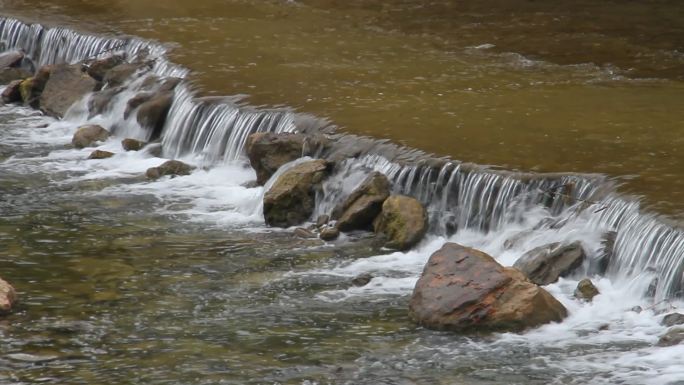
1 1 684 384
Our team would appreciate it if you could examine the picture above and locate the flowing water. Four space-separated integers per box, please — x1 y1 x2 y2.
1 1 684 384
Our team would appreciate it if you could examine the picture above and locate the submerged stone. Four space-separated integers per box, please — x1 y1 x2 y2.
294 227 317 239
409 243 567 333
72 125 111 149
373 195 427 251
351 272 373 287
513 241 586 285
657 327 684 347
88 150 115 159
662 313 684 327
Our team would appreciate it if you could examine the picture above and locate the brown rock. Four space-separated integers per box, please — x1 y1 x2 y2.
263 159 329 228
662 313 684 327
657 327 684 347
72 125 111 149
0 277 17 315
409 243 568 332
0 67 31 85
574 278 600 301
0 51 24 69
85 55 124 82
320 226 340 241
315 214 330 228
146 160 194 180
1 79 23 104
333 171 390 232
40 64 97 117
351 273 373 287
121 138 146 151
246 132 308 185
373 195 428 251
136 91 174 140
294 227 317 239
88 150 115 159
103 61 151 87
513 241 586 285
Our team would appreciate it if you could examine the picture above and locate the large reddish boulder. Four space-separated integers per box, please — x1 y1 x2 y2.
409 243 568 333
0 277 17 315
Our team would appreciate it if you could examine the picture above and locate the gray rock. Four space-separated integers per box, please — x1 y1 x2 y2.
657 327 684 347
263 159 329 228
662 313 684 327
146 160 194 180
294 227 317 239
513 241 586 285
351 273 373 287
373 195 428 251
333 171 390 232
71 125 111 149
40 64 97 118
0 50 24 69
103 61 151 87
315 214 330 228
87 86 125 117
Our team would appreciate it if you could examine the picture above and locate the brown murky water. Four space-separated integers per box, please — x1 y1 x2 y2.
4 0 684 218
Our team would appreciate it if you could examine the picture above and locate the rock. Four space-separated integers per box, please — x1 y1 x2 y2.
0 277 17 314
88 86 125 117
136 91 174 140
19 65 52 107
6 353 58 363
0 67 31 85
333 171 390 232
263 159 329 228
351 273 373 287
103 61 151 87
0 51 24 69
594 231 616 275
657 327 684 347
121 138 146 151
241 180 259 189
315 214 330 228
145 160 194 180
320 226 340 241
85 55 124 82
143 142 163 158
1 79 23 104
631 306 643 314
294 227 317 239
124 92 154 119
40 64 97 117
72 125 111 149
662 313 684 327
246 132 308 185
373 195 428 251
88 150 115 159
574 278 600 301
409 243 567 332
513 241 586 285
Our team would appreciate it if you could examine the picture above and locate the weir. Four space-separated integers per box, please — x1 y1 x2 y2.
1 16 683 301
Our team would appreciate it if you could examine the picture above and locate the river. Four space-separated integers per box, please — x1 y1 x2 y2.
1 1 684 384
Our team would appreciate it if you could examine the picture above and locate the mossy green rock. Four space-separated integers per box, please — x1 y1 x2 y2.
373 195 428 251
263 159 329 228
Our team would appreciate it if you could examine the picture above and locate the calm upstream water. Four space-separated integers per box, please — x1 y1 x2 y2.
1 1 684 384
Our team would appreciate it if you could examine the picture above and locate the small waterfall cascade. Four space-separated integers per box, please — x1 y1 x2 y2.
1 16 683 301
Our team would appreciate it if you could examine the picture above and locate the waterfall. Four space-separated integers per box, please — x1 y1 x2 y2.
1 16 683 301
